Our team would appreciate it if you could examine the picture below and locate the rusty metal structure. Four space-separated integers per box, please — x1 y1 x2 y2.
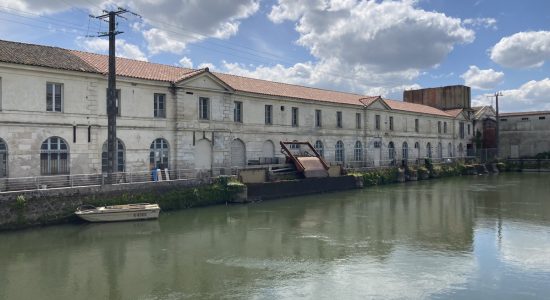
280 141 329 178
403 85 471 110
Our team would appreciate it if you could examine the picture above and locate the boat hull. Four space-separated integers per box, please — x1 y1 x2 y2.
75 204 160 222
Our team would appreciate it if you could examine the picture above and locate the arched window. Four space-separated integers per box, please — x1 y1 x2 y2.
0 139 7 178
150 138 169 169
438 142 443 158
448 142 453 157
426 142 432 158
458 143 464 157
402 142 408 160
354 141 363 162
388 141 395 160
102 139 125 173
335 140 344 162
314 140 324 157
40 137 69 175
414 142 420 158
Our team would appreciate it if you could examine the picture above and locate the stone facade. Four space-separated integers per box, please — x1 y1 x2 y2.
0 61 475 179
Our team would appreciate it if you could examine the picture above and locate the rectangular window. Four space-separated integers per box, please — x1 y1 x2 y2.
521 117 529 121
415 119 419 132
315 109 322 127
389 116 394 131
539 116 546 120
467 124 471 135
459 122 465 139
199 97 209 120
375 115 381 130
500 118 507 122
47 82 63 112
234 101 242 123
444 121 447 133
438 121 442 134
291 107 299 127
356 113 361 129
154 93 166 118
265 105 273 125
105 89 121 116
336 111 342 128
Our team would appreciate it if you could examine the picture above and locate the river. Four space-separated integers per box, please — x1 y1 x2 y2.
1 173 549 299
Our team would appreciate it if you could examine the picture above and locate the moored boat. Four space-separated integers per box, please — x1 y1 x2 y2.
75 203 161 222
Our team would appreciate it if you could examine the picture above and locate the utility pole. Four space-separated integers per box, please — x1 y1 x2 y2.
92 8 140 183
488 92 503 158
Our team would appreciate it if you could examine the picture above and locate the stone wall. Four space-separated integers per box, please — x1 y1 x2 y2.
0 179 223 230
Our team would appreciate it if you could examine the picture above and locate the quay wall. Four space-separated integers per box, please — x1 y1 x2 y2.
0 178 243 230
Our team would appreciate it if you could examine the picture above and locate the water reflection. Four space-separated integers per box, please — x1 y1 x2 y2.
0 173 549 299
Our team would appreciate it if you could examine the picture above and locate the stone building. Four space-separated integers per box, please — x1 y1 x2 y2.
0 40 474 178
499 111 550 158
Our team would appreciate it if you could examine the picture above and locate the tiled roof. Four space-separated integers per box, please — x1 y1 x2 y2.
213 72 367 106
500 110 550 117
0 39 461 118
386 99 454 117
0 40 98 73
443 108 464 118
70 50 195 82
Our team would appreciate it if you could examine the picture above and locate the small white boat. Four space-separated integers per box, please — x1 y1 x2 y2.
75 203 160 222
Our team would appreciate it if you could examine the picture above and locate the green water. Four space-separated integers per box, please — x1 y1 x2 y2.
1 173 550 299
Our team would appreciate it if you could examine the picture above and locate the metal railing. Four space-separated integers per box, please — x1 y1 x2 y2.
0 167 236 193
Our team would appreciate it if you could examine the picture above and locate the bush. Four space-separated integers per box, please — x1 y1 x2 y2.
496 162 506 172
361 168 399 186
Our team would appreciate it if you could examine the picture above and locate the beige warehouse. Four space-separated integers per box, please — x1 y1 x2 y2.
0 39 474 178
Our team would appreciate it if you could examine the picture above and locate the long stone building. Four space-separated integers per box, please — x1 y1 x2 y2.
0 39 474 179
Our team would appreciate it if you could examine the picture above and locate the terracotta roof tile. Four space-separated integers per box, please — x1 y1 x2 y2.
385 99 453 117
70 50 195 82
443 108 464 118
213 72 366 106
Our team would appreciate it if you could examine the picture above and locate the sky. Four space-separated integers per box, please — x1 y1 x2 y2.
0 0 549 112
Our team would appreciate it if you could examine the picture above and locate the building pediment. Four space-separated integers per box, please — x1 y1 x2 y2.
176 70 234 92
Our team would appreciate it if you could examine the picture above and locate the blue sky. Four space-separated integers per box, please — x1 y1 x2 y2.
0 0 549 112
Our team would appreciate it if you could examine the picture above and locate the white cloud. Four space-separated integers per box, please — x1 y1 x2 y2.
2 0 260 56
460 65 504 90
269 0 474 72
463 17 497 30
77 37 148 61
179 56 193 68
490 31 550 69
229 0 470 97
143 28 187 55
216 59 421 97
472 78 550 112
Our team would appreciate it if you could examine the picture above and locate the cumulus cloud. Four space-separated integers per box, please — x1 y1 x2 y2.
223 0 469 97
2 0 260 55
472 78 550 112
490 31 550 68
179 56 193 68
269 0 474 72
77 37 148 61
460 65 504 90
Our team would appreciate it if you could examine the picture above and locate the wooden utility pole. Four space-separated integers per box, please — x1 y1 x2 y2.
92 8 140 183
